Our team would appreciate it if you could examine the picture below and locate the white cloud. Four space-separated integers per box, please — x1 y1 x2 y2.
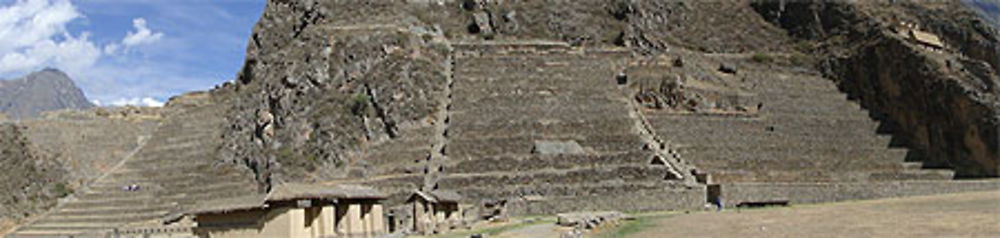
0 0 168 104
0 0 100 75
121 18 163 49
106 97 165 107
103 43 120 55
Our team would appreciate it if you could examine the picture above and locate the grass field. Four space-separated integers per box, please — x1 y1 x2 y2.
597 191 1000 237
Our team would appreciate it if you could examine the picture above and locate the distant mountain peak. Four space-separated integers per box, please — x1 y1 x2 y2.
0 68 94 119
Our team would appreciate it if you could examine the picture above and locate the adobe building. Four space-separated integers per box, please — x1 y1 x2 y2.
186 183 387 238
407 190 464 235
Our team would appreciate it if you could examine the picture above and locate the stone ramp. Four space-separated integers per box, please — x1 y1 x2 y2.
639 58 956 184
9 98 258 238
437 43 701 215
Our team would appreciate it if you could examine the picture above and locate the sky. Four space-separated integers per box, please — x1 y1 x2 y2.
0 0 266 107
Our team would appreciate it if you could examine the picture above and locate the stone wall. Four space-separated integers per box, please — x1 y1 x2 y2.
753 1 1000 177
833 35 1000 177
507 186 705 215
721 180 1000 206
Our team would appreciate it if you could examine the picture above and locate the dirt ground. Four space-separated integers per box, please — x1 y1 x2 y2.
623 191 1000 237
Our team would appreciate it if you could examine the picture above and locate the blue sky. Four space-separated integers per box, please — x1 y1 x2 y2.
0 0 265 106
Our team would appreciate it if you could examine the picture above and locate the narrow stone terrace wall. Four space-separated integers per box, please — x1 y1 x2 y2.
833 35 1000 177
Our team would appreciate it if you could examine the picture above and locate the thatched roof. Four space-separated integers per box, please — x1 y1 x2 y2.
186 183 385 216
186 194 268 215
408 190 462 203
430 190 463 203
266 183 387 202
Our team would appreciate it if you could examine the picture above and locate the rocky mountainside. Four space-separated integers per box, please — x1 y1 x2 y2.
0 68 94 119
753 1 1000 177
3 0 1000 236
0 123 67 233
215 0 1000 191
214 0 800 190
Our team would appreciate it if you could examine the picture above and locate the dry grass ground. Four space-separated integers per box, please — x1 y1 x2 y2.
610 191 1000 237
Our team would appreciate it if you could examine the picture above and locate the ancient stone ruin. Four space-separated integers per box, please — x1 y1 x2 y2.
3 0 1000 237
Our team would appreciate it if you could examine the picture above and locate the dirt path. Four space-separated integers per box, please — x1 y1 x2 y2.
625 191 1000 237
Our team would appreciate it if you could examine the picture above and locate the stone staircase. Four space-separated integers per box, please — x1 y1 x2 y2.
433 43 703 215
641 59 956 184
9 98 258 238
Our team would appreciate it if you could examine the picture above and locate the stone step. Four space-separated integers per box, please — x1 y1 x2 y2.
678 145 909 169
868 169 955 181
450 118 637 140
708 170 902 183
439 165 672 191
114 160 216 174
67 191 158 206
54 203 175 217
124 147 217 165
455 65 616 78
73 180 253 211
902 162 925 170
455 180 685 201
368 163 425 177
452 78 618 98
137 139 216 154
36 210 169 225
443 151 655 174
365 148 431 168
759 100 866 118
750 74 841 92
668 132 893 151
11 229 108 238
59 195 164 210
161 131 219 143
451 96 629 113
15 222 115 232
647 114 884 141
456 54 618 66
453 107 633 123
451 104 631 122
452 91 623 109
167 181 258 202
452 43 574 53
87 171 249 197
453 70 618 85
449 134 645 158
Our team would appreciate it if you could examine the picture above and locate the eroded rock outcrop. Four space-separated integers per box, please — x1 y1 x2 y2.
754 1 1000 177
0 124 67 233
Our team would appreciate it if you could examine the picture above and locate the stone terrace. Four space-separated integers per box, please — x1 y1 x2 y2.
435 43 703 215
642 61 956 184
9 96 257 238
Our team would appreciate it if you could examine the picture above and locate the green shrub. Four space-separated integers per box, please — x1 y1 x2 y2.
751 52 773 64
789 52 811 67
350 93 370 116
52 182 73 197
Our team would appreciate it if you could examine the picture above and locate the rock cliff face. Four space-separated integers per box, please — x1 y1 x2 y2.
221 0 1000 188
753 1 1000 177
218 0 803 189
0 124 67 233
215 1 452 187
0 68 94 119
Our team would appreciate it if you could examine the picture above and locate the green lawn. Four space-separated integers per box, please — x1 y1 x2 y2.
592 211 680 238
